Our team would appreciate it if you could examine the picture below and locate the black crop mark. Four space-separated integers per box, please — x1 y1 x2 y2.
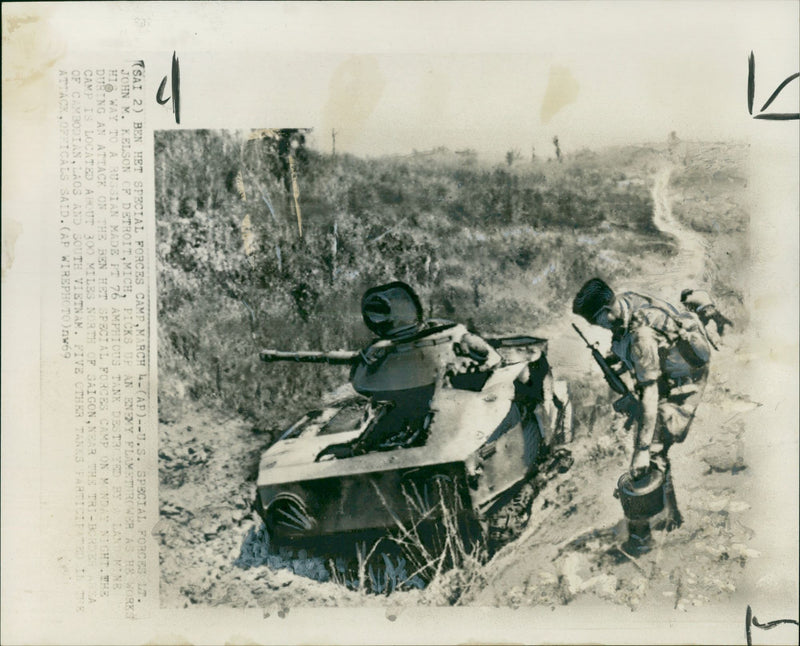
747 52 799 121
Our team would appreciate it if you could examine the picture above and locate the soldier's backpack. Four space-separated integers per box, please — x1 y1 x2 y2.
628 293 712 369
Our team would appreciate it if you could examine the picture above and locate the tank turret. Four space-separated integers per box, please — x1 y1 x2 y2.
259 280 504 403
252 282 573 541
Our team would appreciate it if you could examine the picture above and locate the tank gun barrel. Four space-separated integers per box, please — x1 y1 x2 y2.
259 349 361 365
486 335 547 351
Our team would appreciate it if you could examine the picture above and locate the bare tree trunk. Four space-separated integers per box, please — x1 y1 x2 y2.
288 152 303 238
331 220 338 284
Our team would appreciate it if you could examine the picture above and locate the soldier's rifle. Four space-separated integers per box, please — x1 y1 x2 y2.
572 323 642 428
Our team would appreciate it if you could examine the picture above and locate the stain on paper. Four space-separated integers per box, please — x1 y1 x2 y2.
540 64 579 124
322 55 386 151
3 13 39 35
224 636 260 646
2 9 66 118
143 635 193 646
768 343 800 366
1 218 23 281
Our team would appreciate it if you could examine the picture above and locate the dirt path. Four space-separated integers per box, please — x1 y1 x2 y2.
646 164 708 290
541 161 705 379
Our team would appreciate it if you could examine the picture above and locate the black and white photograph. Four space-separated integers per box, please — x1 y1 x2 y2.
154 127 757 611
2 2 798 644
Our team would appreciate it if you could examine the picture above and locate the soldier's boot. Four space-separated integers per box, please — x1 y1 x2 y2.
620 520 653 557
653 469 683 532
661 485 683 531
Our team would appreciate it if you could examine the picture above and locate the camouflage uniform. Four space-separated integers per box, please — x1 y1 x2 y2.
611 292 708 535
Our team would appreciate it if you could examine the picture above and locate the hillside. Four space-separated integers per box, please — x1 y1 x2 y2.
155 134 755 610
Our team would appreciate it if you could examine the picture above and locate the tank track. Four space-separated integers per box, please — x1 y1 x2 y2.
250 446 575 587
484 447 574 550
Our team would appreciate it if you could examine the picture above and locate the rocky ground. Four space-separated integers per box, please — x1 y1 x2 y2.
462 340 761 609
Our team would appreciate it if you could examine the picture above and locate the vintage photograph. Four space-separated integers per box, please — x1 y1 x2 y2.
155 127 761 610
3 2 797 644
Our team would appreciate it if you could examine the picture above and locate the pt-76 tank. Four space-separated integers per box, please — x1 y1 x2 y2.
254 282 572 540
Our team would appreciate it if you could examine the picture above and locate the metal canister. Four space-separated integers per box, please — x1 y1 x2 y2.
617 466 665 520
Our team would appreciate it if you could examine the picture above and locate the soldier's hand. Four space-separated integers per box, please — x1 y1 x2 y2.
630 448 651 479
457 334 489 362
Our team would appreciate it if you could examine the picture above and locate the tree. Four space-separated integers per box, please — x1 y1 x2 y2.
244 128 310 237
505 149 521 167
552 136 562 163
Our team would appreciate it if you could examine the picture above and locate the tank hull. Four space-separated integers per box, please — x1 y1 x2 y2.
256 357 571 540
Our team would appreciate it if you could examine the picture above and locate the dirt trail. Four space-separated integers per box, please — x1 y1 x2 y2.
645 164 708 291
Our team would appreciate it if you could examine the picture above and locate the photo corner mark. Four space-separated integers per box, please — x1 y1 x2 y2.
747 51 799 121
745 604 800 646
156 51 180 124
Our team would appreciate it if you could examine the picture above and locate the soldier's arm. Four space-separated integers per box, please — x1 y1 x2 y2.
603 352 634 389
458 332 501 368
629 327 661 475
636 383 659 450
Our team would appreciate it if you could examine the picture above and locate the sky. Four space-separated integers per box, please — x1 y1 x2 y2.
37 2 800 161
169 2 798 160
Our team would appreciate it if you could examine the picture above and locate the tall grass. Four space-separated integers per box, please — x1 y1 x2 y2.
369 477 489 601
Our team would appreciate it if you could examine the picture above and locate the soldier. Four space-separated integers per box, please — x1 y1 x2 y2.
573 278 711 556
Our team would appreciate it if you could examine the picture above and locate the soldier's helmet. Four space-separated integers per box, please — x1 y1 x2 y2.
361 281 424 340
573 278 615 323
